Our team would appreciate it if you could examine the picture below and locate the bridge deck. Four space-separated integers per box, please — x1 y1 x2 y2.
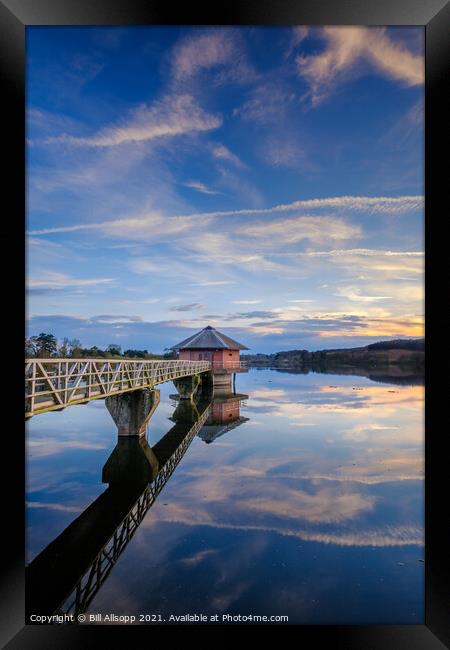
25 358 211 418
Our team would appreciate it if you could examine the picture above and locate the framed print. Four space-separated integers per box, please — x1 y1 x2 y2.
1 0 448 647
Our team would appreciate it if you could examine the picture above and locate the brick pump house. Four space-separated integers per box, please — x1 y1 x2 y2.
170 325 248 371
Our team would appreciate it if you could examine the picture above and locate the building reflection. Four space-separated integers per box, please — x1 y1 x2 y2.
198 392 249 444
171 378 249 444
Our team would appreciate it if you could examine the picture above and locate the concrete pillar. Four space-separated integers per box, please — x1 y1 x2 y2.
171 397 201 426
173 373 201 400
105 388 160 436
102 436 159 485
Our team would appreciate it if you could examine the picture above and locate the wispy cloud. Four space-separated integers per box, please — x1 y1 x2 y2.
193 280 236 286
27 107 85 141
46 94 221 147
26 501 83 513
169 303 205 312
152 515 423 548
379 98 424 150
211 144 246 168
303 248 423 258
262 136 312 170
232 300 262 305
242 215 362 245
29 211 209 239
170 29 256 85
27 272 114 293
285 26 309 58
27 438 108 458
183 180 220 195
297 27 424 106
227 310 278 320
258 195 422 215
299 249 424 283
177 548 221 566
28 194 423 237
90 314 143 323
233 83 297 125
171 30 237 79
333 286 393 303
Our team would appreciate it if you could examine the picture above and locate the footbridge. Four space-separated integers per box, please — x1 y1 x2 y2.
25 358 211 418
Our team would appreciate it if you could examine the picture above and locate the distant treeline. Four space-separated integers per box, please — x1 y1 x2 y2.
25 333 176 360
366 339 424 351
241 338 425 370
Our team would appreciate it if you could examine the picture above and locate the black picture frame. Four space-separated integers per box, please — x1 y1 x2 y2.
1 0 448 646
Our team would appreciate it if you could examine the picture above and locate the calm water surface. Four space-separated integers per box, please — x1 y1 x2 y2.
26 368 424 624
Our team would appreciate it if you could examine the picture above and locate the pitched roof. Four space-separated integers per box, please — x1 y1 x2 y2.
198 417 250 443
170 326 249 350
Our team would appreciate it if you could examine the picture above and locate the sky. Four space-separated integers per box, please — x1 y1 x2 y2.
26 26 424 354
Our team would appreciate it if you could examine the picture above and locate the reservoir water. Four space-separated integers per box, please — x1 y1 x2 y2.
26 367 424 624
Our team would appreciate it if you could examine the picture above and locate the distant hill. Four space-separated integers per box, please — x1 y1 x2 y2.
366 338 424 351
241 338 424 370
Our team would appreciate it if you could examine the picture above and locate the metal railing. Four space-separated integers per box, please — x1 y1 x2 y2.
212 361 247 368
25 358 211 418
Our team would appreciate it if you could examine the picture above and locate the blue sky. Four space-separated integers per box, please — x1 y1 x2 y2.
26 26 424 353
